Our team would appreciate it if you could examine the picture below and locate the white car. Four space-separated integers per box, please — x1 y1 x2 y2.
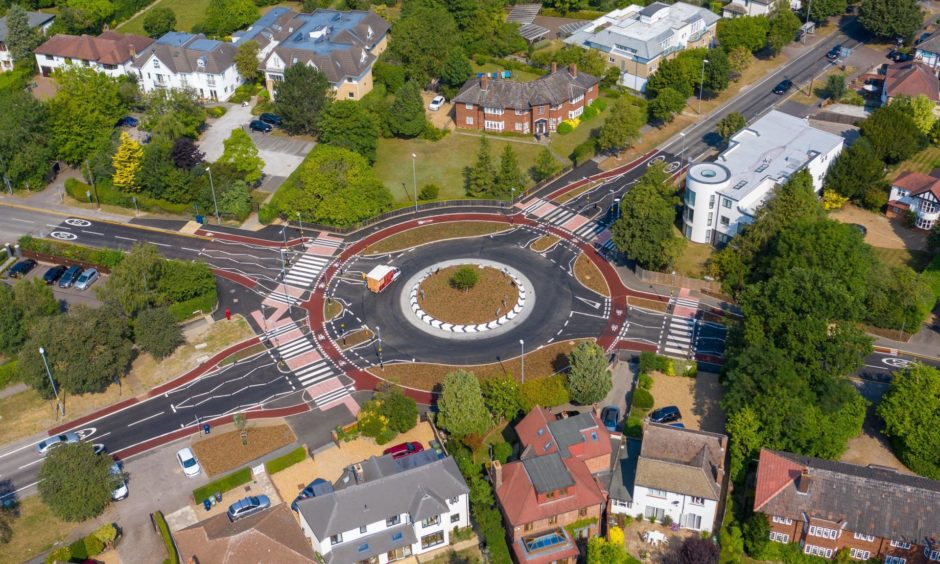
110 462 128 500
176 447 201 478
429 95 445 111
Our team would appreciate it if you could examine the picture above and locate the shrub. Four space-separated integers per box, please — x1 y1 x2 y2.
167 292 217 322
69 533 104 560
632 388 654 410
570 138 597 166
449 266 479 290
418 183 440 200
592 98 608 112
420 123 449 141
684 363 698 378
662 515 673 527
46 547 71 563
520 374 570 411
258 203 278 224
924 255 940 302
154 511 180 564
192 467 251 503
492 440 512 463
638 351 658 375
624 415 644 438
556 121 574 135
264 446 306 474
207 106 227 118
0 359 19 389
18 235 125 269
581 105 599 121
638 372 653 390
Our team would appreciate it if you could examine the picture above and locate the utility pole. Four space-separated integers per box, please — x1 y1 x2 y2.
39 347 62 418
698 59 710 114
208 167 221 224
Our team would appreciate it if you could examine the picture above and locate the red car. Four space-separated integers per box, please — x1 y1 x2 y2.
383 441 424 459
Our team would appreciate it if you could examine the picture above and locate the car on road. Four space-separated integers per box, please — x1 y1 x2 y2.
36 432 81 455
42 265 68 285
110 462 128 500
227 495 270 522
8 259 37 278
650 405 682 424
116 116 139 128
428 95 446 111
772 78 793 95
249 120 273 133
383 441 424 459
826 45 842 60
601 406 620 432
58 265 83 288
176 447 201 477
74 267 99 290
290 478 332 511
259 113 282 126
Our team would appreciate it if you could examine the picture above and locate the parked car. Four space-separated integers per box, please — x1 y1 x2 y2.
42 265 68 285
290 478 332 511
383 441 424 459
650 405 682 424
249 120 273 133
826 45 842 60
428 95 446 111
58 265 83 288
772 78 793 95
601 406 620 432
36 432 81 455
176 447 201 477
110 462 128 500
8 259 37 278
74 267 99 290
259 113 282 126
888 50 912 62
227 495 270 522
116 116 139 128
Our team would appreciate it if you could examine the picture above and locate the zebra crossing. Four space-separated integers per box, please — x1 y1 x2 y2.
660 295 700 358
523 197 611 244
275 335 318 360
282 254 330 290
264 288 302 306
262 321 297 340
314 384 354 409
293 360 339 388
540 205 578 227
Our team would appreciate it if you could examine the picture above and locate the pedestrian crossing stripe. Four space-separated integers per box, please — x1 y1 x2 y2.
295 361 336 386
266 291 301 306
573 221 605 238
312 237 341 248
523 199 548 214
277 336 315 359
283 255 330 289
264 322 297 338
314 386 353 408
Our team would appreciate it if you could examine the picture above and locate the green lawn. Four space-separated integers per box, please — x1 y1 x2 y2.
871 246 933 272
886 145 940 181
117 0 212 34
674 240 716 278
374 134 546 203
471 62 542 83
548 94 613 161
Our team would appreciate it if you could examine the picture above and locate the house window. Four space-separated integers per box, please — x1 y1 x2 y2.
387 546 412 561
102 63 116 70
853 532 874 542
524 522 533 532
808 525 838 539
921 201 937 214
538 106 545 115
613 500 632 508
420 531 445 549
451 513 460 523
722 198 732 209
548 516 558 525
484 120 504 131
644 506 665 522
348 92 355 98
571 94 584 104
707 212 713 227
386 515 401 527
685 189 696 206
153 58 160 68
360 525 367 533
466 117 473 125
515 109 527 116
269 73 284 82
568 107 583 119
465 103 473 110
551 103 562 110
886 558 907 564
515 122 523 131
421 515 440 528
690 497 705 506
579 508 588 517
925 548 940 561
849 548 871 560
890 540 912 550
591 432 597 441
358 542 369 553
155 74 166 85
331 533 343 545
450 497 459 504
45 54 54 61
207 75 216 87
769 532 789 543
609 56 615 63
720 216 730 227
648 488 667 498
803 544 832 558
916 216 934 230
680 513 702 530
772 516 793 525
484 107 504 115
709 194 715 209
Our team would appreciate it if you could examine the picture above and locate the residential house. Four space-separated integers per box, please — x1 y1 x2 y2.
453 63 599 135
491 407 616 564
175 504 317 564
755 448 940 562
683 110 844 245
915 30 940 68
563 2 719 92
608 423 727 533
295 450 470 564
233 8 389 101
881 61 940 105
886 170 940 230
133 32 241 101
721 0 802 18
35 30 153 78
0 11 54 71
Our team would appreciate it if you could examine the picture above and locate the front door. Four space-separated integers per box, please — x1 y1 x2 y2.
535 120 547 134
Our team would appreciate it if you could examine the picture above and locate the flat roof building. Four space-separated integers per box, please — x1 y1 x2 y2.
682 110 844 245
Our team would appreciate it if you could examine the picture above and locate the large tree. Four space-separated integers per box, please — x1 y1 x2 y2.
480 376 522 422
388 81 427 138
717 16 770 53
135 306 183 358
716 112 746 146
218 128 264 185
877 363 940 479
860 104 927 165
318 101 380 162
389 0 459 84
493 145 524 198
766 9 801 55
48 66 126 166
111 132 144 191
465 135 495 197
436 370 491 438
234 40 260 82
38 443 118 521
0 286 25 356
6 5 42 64
274 63 332 136
96 243 165 317
648 88 687 123
823 139 885 208
611 162 684 270
566 342 611 405
440 47 473 94
171 137 205 170
597 95 644 152
859 0 922 43
892 94 936 135
0 90 53 190
805 0 847 22
141 88 206 140
202 0 258 37
0 278 57 356
143 6 177 39
532 147 560 182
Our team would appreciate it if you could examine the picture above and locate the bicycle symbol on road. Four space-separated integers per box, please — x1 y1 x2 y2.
664 161 681 173
881 357 912 369
50 231 77 241
64 218 91 227
647 155 666 167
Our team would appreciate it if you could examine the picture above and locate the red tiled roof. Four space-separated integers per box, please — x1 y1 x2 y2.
36 31 153 65
496 454 606 527
754 449 805 511
884 61 940 102
891 170 940 200
515 407 558 456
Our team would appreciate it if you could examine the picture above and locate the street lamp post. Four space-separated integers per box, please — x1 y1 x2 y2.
131 196 139 216
207 167 221 224
411 153 419 217
614 197 621 221
519 339 525 383
38 347 62 418
296 212 305 247
376 325 383 369
698 59 710 114
280 227 293 316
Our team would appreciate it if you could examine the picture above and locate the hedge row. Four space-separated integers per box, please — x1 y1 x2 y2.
192 467 252 504
520 374 570 412
167 291 218 323
19 235 125 269
0 359 19 389
65 178 191 216
264 446 307 474
153 511 180 564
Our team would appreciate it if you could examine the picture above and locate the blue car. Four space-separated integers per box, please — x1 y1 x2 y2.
601 406 620 432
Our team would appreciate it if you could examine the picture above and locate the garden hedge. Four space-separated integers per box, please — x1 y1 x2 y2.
264 446 307 474
520 374 570 411
153 511 180 564
632 388 654 410
19 235 125 269
64 178 191 216
0 359 19 389
192 467 251 503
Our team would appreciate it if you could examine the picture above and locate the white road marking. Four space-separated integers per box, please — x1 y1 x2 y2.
127 411 165 427
10 218 33 223
80 230 104 236
0 480 39 500
114 235 137 241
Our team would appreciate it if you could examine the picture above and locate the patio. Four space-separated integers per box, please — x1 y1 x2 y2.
617 517 702 562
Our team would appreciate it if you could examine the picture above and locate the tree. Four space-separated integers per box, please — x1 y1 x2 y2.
825 74 846 101
234 40 260 82
893 94 936 135
319 101 380 162
96 243 165 317
111 132 144 191
717 16 770 53
566 342 611 405
465 136 495 196
587 533 631 564
675 537 719 564
48 66 125 165
725 406 763 482
390 2 459 84
38 443 117 521
171 137 205 170
436 370 491 438
202 0 258 37
767 8 801 55
703 48 731 94
6 5 41 64
274 63 331 136
865 264 934 331
440 47 473 92
61 0 115 34
648 88 687 123
373 61 406 92
218 128 264 185
598 96 644 152
823 138 884 207
0 277 57 356
727 45 752 75
449 266 479 291
877 363 940 479
532 147 560 182
805 0 847 22
141 88 206 140
494 145 524 198
0 286 24 356
716 112 746 145
0 90 54 190
217 180 252 219
134 306 183 358
388 81 427 138
860 104 927 164
481 377 522 421
859 0 922 42
742 513 771 555
611 163 684 270
143 6 176 39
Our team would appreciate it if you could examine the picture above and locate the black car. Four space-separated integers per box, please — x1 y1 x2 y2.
8 259 37 278
259 113 282 126
42 265 68 285
58 265 83 288
249 120 273 133
826 45 842 60
650 405 682 424
772 79 793 94
888 50 912 63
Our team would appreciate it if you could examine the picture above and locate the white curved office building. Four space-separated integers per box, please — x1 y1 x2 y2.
682 111 844 245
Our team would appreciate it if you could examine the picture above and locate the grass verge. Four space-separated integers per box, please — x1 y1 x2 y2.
674 241 715 279
218 343 266 367
325 300 344 320
630 297 669 312
264 446 307 474
363 221 510 255
339 328 374 350
0 497 79 563
153 511 180 564
574 253 610 297
530 235 560 252
192 467 252 503
192 424 295 476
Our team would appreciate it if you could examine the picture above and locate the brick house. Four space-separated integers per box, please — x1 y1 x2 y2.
886 170 940 230
881 61 940 105
755 449 940 562
490 407 616 563
453 63 599 136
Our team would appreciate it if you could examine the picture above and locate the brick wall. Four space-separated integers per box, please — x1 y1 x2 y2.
511 504 603 543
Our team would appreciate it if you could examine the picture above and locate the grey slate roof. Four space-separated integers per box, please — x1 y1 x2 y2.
917 29 940 55
0 11 54 43
134 32 236 75
608 437 640 503
522 452 576 494
547 411 599 458
325 522 416 564
410 487 449 522
453 67 599 110
297 455 468 540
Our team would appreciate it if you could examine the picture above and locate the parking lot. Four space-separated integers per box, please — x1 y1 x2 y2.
3 259 105 310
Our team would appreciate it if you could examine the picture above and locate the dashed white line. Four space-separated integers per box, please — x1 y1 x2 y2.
10 218 34 223
128 411 165 427
81 230 104 236
115 235 137 241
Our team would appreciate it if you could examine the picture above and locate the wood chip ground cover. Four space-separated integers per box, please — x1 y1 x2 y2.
191 424 296 476
417 266 519 324
574 253 610 297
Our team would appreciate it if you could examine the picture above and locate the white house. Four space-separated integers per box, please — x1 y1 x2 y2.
133 32 241 102
608 423 727 534
35 30 153 78
682 110 844 246
296 451 470 564
0 11 55 71
886 170 940 230
722 0 802 18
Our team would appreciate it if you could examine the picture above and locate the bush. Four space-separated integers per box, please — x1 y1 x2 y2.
135 307 183 358
632 388 654 410
556 121 574 135
570 138 597 166
258 203 278 224
924 255 940 302
19 235 125 269
0 359 19 389
69 533 104 560
192 467 251 503
638 351 674 375
64 177 191 216
264 446 307 474
592 98 608 112
420 123 449 141
581 105 599 121
624 415 644 438
154 511 180 564
418 183 441 200
228 83 259 104
638 372 653 390
520 374 570 411
207 106 227 118
449 266 479 290
46 547 71 564
167 292 218 322
492 440 512 463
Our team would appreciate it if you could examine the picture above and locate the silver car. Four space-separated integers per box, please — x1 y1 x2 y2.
36 432 81 455
74 268 99 290
227 495 270 522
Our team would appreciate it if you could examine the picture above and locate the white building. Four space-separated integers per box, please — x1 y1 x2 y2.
722 0 802 18
35 31 153 78
608 423 727 534
887 170 940 230
682 110 844 245
133 32 242 102
0 11 54 71
296 451 470 564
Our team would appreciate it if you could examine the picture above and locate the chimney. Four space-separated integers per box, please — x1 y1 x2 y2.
481 75 489 90
569 63 577 78
490 460 503 490
551 61 557 74
795 470 812 494
353 463 364 484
